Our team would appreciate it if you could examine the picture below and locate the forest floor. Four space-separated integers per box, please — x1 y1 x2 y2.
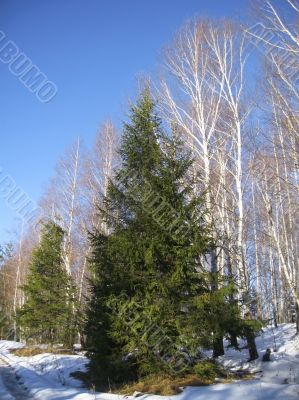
0 323 298 399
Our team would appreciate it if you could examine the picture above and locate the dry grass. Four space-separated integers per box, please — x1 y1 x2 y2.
12 346 74 357
116 374 216 396
114 369 255 396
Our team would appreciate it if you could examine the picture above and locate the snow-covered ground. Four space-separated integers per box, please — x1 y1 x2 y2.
0 323 298 399
0 359 15 400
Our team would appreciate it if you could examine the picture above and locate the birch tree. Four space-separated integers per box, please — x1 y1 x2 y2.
158 19 251 298
78 121 119 303
40 138 82 278
247 0 299 330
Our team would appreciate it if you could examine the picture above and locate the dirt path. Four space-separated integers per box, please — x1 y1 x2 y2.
0 357 31 400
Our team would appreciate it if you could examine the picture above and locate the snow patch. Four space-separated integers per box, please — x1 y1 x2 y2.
0 324 298 399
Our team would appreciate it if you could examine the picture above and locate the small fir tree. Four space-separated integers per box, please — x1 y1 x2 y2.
17 221 77 346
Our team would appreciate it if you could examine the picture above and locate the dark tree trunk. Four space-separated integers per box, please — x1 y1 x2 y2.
245 331 259 361
226 250 239 349
229 332 239 348
210 249 217 285
213 336 224 358
210 248 224 358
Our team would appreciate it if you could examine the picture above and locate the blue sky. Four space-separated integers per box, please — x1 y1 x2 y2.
0 0 249 242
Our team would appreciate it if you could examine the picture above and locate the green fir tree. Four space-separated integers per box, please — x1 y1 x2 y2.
86 90 213 388
17 221 77 346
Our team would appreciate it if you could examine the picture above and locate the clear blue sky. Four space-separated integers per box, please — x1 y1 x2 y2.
0 0 249 242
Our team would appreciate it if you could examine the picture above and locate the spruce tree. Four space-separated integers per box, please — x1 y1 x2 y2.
17 221 77 346
86 90 213 388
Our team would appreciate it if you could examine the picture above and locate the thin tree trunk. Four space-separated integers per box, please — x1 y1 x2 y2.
245 331 259 361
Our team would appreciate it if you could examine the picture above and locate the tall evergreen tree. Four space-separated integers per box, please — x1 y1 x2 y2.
86 90 214 388
17 221 77 346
